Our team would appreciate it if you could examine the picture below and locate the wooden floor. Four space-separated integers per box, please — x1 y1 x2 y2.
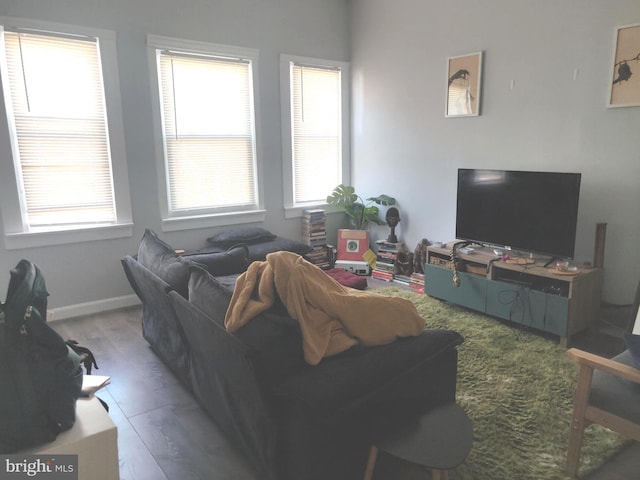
50 302 639 480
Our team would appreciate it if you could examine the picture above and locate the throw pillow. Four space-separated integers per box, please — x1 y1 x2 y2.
624 332 640 369
188 265 234 326
206 226 276 248
136 229 193 297
246 236 313 261
324 268 368 290
182 244 250 276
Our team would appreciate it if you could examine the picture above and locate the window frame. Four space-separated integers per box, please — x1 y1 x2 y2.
280 54 351 219
147 34 265 232
0 17 132 249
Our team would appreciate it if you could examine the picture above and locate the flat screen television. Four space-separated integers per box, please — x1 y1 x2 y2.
456 169 582 259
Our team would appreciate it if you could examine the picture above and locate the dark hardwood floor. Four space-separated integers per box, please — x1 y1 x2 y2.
50 300 638 480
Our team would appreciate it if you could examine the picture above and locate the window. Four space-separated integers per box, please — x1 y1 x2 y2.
148 35 264 230
0 18 131 249
281 55 350 216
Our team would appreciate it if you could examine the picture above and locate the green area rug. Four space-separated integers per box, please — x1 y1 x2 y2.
376 287 626 480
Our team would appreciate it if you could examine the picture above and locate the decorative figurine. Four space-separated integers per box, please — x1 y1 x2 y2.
385 207 400 243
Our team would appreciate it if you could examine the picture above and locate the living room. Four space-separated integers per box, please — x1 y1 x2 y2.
0 0 639 478
0 0 638 316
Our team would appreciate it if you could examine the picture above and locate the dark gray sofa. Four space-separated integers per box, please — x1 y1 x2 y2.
121 229 464 480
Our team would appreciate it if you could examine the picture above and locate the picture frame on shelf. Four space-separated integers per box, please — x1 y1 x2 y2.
445 51 483 118
608 22 640 108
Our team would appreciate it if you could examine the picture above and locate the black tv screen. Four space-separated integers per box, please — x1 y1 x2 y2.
456 169 581 259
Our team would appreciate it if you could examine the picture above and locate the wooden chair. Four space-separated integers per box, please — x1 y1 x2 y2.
565 281 640 477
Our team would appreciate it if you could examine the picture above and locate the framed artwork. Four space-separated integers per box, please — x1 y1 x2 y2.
446 51 483 117
608 23 640 108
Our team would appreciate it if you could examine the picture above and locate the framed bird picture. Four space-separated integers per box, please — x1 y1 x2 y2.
446 51 483 117
608 23 640 108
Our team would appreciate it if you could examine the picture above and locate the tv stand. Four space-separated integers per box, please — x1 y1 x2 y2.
424 244 603 347
543 256 559 268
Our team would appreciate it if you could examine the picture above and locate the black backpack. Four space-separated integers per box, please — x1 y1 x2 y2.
0 260 83 453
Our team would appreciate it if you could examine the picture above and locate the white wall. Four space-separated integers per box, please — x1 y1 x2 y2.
350 0 640 304
0 0 349 312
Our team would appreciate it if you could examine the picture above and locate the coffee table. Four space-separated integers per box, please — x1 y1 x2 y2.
363 402 473 480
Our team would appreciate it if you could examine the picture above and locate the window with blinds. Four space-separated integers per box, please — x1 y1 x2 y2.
290 62 342 205
156 48 257 214
1 29 116 229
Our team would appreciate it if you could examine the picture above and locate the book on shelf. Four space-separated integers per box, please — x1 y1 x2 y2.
303 243 334 270
302 208 326 217
374 262 395 273
371 269 394 282
409 272 425 294
375 240 404 251
393 274 412 285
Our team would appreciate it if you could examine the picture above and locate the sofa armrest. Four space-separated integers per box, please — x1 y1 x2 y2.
567 348 640 384
121 256 190 386
168 290 279 480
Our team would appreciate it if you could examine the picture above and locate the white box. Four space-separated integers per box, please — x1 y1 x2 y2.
335 260 371 276
25 397 119 480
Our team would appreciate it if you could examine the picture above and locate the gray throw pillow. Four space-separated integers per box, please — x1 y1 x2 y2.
207 227 276 248
182 244 250 276
137 229 193 298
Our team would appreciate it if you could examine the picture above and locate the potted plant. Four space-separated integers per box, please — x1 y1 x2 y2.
326 184 396 230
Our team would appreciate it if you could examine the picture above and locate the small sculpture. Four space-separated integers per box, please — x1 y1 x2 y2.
385 207 400 243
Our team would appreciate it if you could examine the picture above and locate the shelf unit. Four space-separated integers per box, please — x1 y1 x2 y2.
424 244 603 347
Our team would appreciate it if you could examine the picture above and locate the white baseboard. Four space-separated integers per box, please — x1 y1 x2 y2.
48 294 140 322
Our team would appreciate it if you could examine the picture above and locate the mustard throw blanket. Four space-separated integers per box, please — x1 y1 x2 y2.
224 251 425 365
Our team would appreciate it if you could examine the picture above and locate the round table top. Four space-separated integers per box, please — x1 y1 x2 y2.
372 403 473 470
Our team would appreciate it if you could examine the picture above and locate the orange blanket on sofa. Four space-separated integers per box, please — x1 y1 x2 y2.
224 251 425 365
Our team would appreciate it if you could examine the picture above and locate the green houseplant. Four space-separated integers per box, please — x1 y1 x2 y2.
326 184 396 230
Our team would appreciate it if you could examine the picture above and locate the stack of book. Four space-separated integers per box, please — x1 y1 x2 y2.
393 274 412 286
409 272 425 294
304 244 333 270
302 209 332 270
371 240 402 282
302 209 326 246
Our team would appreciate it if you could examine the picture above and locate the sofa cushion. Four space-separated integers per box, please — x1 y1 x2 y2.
273 329 464 415
188 265 306 382
590 350 640 423
137 229 193 297
207 227 276 248
182 244 250 276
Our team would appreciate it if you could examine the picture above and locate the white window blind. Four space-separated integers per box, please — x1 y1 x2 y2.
290 62 342 205
2 29 116 228
157 50 256 213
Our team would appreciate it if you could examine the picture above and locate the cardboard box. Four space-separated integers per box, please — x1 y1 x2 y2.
336 229 370 261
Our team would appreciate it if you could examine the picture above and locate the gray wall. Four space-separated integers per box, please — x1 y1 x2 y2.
350 0 640 304
0 0 349 312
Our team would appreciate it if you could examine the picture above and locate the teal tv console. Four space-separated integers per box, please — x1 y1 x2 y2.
424 244 603 347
